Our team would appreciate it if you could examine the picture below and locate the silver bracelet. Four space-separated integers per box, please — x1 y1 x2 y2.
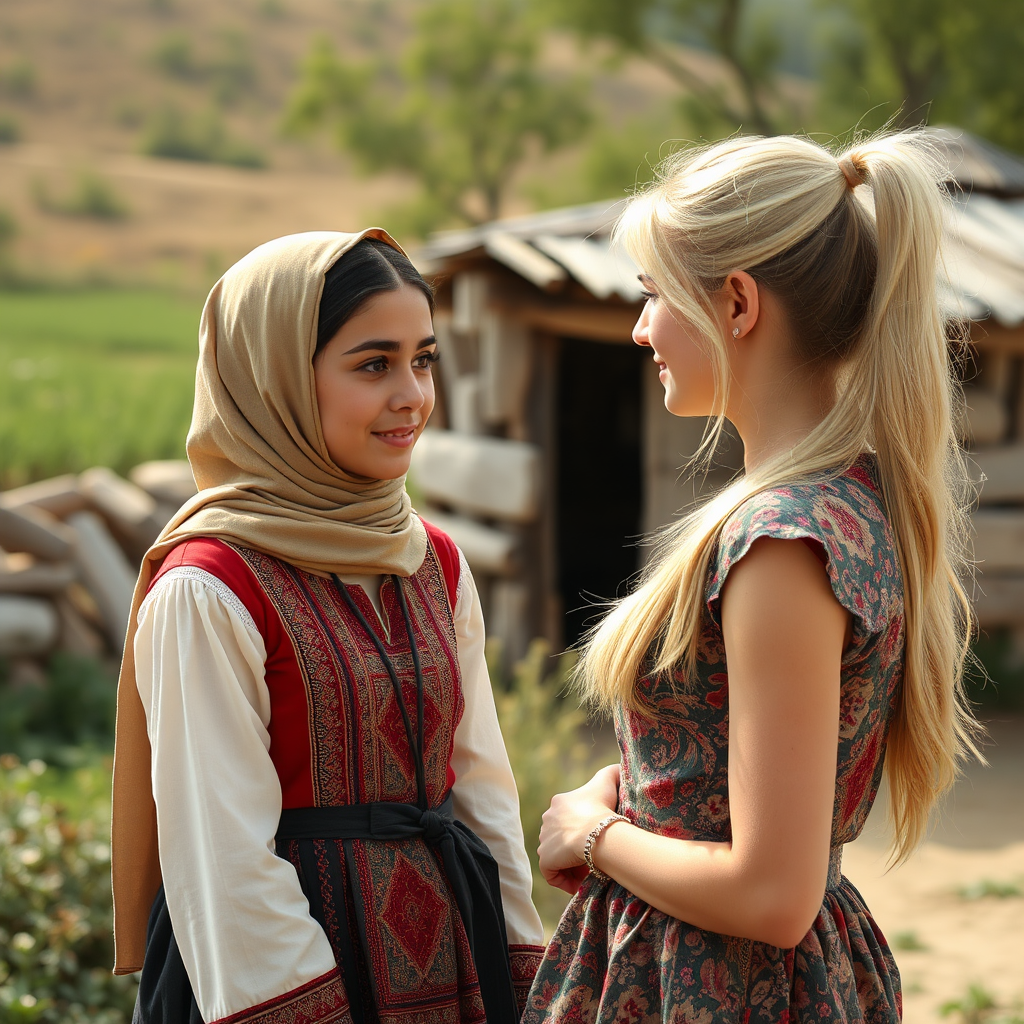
583 814 629 881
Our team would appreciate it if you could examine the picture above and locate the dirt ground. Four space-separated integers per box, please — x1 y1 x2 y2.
843 714 1024 1022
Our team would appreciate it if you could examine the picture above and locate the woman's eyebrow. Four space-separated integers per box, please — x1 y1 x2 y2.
342 336 436 356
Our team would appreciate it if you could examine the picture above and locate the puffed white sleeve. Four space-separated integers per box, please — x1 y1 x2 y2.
135 569 348 1024
448 551 546 968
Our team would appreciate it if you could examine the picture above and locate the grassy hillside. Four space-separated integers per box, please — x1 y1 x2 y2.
0 0 688 285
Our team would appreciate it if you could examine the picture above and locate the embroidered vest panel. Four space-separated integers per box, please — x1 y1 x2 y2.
228 541 464 810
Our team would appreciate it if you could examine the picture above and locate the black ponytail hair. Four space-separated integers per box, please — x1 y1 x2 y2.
315 238 435 357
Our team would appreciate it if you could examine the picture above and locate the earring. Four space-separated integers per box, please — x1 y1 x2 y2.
732 327 740 337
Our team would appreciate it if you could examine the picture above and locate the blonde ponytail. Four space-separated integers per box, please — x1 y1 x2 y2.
576 132 981 863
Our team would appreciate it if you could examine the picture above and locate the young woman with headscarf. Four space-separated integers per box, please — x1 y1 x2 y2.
110 230 545 1024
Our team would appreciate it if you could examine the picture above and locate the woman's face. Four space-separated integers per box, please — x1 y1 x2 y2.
313 283 436 480
633 276 717 417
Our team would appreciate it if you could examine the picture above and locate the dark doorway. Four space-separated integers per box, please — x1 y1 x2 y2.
556 337 645 647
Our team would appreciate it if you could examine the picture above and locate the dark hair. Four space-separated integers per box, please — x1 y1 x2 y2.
314 238 435 357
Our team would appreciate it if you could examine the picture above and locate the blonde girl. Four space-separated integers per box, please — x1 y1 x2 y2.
525 134 979 1022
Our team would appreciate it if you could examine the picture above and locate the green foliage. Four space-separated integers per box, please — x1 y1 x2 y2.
526 118 674 208
0 287 200 487
0 656 117 768
891 929 928 951
966 630 1024 712
535 0 792 137
141 104 265 168
0 207 16 276
285 0 591 232
151 31 196 79
814 0 1024 153
490 639 599 929
32 170 129 221
0 755 138 1021
150 30 257 107
0 59 37 100
0 114 20 144
957 878 1023 901
940 983 1024 1024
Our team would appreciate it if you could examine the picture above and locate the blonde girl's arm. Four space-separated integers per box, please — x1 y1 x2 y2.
539 536 846 948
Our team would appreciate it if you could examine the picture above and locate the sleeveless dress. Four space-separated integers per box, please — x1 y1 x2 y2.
132 522 543 1024
524 456 904 1023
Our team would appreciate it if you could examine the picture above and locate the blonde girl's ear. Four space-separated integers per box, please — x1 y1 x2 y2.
718 270 761 341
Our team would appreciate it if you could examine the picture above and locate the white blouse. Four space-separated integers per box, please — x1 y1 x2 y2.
134 549 544 1023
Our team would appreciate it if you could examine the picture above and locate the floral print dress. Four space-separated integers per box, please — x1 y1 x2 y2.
525 456 905 1023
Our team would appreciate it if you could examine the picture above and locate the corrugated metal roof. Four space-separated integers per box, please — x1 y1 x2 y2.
932 126 1024 197
417 129 1024 327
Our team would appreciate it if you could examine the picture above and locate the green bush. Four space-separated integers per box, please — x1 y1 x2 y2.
0 206 16 277
490 639 599 930
940 982 1024 1024
32 171 129 221
141 105 265 168
0 114 20 144
151 30 256 106
0 656 117 768
967 630 1024 712
0 755 138 1021
151 31 196 79
0 59 36 100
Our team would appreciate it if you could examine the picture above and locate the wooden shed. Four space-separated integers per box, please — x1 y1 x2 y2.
410 128 1024 661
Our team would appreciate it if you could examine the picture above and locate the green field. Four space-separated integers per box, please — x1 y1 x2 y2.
0 288 203 488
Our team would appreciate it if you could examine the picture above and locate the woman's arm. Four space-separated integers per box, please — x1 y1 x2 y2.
136 571 346 1023
537 537 846 948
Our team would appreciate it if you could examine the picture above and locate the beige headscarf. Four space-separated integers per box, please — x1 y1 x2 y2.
111 229 428 973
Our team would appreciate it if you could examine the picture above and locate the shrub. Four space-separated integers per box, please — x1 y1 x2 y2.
490 639 599 929
0 655 117 768
940 982 1024 1024
0 114 20 144
968 630 1024 712
151 31 196 79
32 171 129 221
141 105 265 168
0 755 138 1021
0 59 36 100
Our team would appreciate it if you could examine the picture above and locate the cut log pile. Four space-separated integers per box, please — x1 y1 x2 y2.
0 461 197 661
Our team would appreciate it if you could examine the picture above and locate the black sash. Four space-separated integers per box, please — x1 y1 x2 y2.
287 574 520 1024
277 793 518 1024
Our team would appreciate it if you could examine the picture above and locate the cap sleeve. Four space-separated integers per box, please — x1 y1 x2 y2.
706 479 901 637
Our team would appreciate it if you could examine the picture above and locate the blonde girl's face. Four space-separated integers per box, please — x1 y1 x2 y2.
313 283 436 480
633 275 718 417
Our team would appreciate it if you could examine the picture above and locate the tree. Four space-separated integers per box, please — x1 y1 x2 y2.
284 0 591 232
535 0 792 138
817 0 1024 154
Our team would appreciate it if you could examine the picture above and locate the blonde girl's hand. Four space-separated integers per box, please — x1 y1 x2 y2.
538 763 621 895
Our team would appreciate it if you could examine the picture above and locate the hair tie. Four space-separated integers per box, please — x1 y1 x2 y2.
838 155 866 190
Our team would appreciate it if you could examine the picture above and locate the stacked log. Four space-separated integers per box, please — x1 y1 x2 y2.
0 461 197 663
